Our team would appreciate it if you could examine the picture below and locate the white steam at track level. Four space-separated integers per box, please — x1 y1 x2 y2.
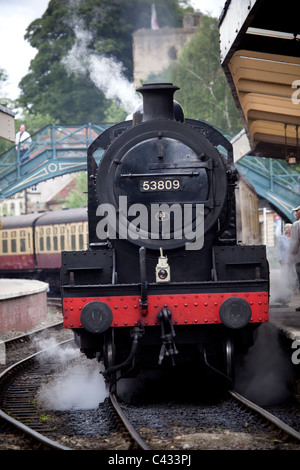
34 336 108 410
62 20 140 114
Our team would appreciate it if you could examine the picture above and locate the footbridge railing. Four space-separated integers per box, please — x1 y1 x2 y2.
0 123 111 198
236 156 300 222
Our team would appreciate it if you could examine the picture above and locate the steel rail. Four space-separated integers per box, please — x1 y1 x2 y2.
0 409 71 450
0 339 73 450
109 393 151 450
3 321 63 349
229 389 300 442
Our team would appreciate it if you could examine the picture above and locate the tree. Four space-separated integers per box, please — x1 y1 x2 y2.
170 16 242 135
64 171 87 208
0 68 9 103
18 0 189 123
0 68 16 154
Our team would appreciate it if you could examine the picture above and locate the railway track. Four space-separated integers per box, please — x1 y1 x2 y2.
0 324 299 450
0 323 150 450
107 393 150 450
0 339 73 450
0 348 149 449
229 389 300 443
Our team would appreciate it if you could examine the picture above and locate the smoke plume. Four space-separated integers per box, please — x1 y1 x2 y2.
62 18 140 114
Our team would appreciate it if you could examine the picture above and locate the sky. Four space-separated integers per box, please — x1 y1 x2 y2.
0 0 225 101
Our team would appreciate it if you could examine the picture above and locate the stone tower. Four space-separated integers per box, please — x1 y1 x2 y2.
133 13 202 86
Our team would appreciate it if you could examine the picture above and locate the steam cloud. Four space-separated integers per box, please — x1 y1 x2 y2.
34 336 108 410
62 19 140 114
235 323 293 406
38 360 108 410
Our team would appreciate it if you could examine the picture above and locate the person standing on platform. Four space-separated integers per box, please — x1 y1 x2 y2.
288 206 300 311
278 223 292 305
15 124 32 162
278 223 292 267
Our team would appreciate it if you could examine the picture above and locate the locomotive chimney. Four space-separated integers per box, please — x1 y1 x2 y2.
136 83 179 122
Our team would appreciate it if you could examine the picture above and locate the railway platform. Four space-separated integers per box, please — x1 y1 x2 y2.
0 278 48 334
269 269 300 342
270 295 300 343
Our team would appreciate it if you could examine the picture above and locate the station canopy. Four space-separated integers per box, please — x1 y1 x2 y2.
219 0 300 159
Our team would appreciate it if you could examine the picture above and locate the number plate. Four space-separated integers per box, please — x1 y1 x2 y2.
140 178 182 192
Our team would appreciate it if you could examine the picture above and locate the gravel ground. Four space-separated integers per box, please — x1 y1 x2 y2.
39 393 300 450
35 365 300 450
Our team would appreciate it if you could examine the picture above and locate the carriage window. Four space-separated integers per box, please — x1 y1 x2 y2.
10 231 16 252
40 237 44 252
20 238 26 252
79 234 84 249
60 235 65 250
2 240 8 253
53 236 58 251
60 226 65 234
46 236 51 251
11 239 17 253
71 234 76 250
20 230 26 252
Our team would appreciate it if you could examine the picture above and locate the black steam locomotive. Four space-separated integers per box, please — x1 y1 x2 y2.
61 83 269 390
